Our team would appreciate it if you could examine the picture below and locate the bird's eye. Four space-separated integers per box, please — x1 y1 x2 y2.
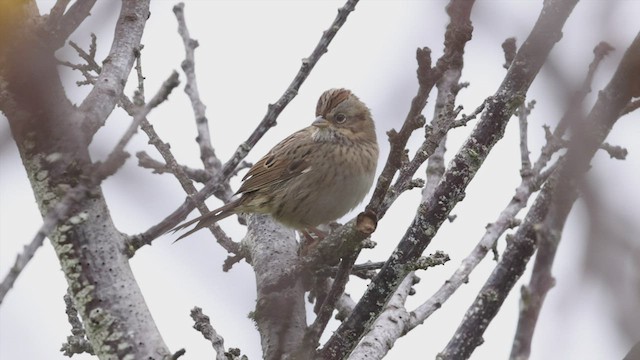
335 113 347 123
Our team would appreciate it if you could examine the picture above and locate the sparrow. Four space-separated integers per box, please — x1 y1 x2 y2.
170 88 378 241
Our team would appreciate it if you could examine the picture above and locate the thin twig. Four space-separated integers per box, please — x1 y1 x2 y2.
0 231 46 304
77 0 150 142
60 292 95 356
320 1 577 357
47 0 97 50
302 253 357 358
620 99 640 116
600 142 628 159
191 307 228 360
407 161 558 331
148 0 362 241
509 220 560 360
0 72 180 296
440 30 640 360
518 101 535 175
136 151 212 183
122 48 237 256
173 3 220 172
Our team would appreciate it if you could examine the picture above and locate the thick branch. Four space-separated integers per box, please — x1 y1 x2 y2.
78 0 150 141
319 1 577 358
440 30 640 360
46 0 97 49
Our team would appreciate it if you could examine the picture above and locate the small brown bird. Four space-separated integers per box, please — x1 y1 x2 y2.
171 88 379 241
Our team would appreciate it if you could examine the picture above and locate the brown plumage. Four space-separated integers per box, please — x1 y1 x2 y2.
170 88 379 241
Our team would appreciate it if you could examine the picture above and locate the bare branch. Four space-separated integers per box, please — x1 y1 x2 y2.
60 293 95 356
0 72 179 297
151 0 362 240
620 98 640 116
173 3 220 172
0 232 46 304
509 219 560 360
47 0 97 49
408 31 619 334
301 253 357 358
349 274 418 359
440 29 640 360
517 100 536 174
600 142 628 159
407 162 556 331
136 151 212 183
121 51 237 256
78 0 150 141
320 1 577 357
191 307 228 360
46 0 71 28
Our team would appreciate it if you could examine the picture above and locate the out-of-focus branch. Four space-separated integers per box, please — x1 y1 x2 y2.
78 0 150 142
0 71 179 301
507 41 627 360
320 0 577 358
440 30 640 360
517 101 535 174
0 233 45 303
150 0 361 239
620 98 640 116
407 40 612 330
46 0 97 49
509 213 562 360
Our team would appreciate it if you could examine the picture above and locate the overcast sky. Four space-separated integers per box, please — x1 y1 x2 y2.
1 1 639 359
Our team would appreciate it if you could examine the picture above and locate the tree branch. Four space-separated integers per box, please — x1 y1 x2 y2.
46 0 97 49
191 307 229 360
148 0 362 240
173 3 220 173
319 1 578 357
0 232 45 303
439 29 640 360
121 51 237 256
78 0 150 142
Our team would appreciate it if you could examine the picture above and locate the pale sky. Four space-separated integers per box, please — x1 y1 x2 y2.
1 1 639 359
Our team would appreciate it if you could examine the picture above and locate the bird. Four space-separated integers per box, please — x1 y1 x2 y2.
170 88 379 242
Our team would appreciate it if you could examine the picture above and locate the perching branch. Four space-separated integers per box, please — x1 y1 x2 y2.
320 1 577 357
147 0 362 240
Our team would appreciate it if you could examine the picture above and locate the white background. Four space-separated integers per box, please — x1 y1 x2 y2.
1 1 639 359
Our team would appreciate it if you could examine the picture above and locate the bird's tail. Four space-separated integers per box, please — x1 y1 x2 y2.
169 199 240 242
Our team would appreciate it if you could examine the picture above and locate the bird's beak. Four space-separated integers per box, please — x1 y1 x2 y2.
312 116 330 129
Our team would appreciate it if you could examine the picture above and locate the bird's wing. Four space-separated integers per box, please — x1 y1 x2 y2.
237 128 313 195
